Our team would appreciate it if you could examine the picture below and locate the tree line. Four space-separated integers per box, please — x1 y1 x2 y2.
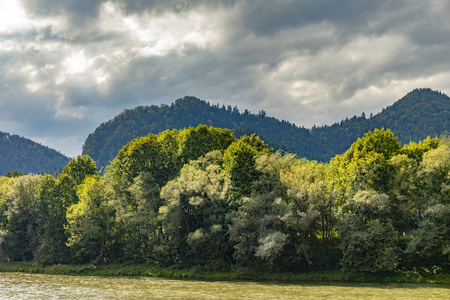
1 125 449 273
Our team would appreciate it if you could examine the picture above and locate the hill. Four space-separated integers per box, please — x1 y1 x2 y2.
0 132 71 175
311 88 450 159
82 88 450 168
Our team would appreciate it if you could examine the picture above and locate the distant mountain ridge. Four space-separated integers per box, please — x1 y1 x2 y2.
0 132 70 175
312 88 450 159
82 88 450 168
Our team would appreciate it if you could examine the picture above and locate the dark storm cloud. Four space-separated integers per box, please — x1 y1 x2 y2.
20 0 235 19
113 0 236 14
235 0 383 37
20 0 104 26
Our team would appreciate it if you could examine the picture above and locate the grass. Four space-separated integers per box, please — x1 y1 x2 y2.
0 262 449 284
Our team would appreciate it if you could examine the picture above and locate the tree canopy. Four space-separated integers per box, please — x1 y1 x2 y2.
1 125 449 274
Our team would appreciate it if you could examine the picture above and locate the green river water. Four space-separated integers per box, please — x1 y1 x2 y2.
0 272 448 299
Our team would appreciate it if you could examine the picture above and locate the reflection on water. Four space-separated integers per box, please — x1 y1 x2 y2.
0 272 448 299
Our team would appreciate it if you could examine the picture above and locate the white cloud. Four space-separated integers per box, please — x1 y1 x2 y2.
0 0 30 33
63 51 94 75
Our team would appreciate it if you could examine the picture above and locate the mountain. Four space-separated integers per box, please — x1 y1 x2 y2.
0 132 71 175
82 88 450 168
311 88 450 159
82 98 312 169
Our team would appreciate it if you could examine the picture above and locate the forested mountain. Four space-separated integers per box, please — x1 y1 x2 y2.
312 88 450 160
0 132 70 175
82 97 311 168
82 88 450 168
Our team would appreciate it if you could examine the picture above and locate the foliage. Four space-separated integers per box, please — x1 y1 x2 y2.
223 135 272 200
66 176 115 264
0 131 70 175
339 191 401 272
61 155 98 186
34 176 69 264
1 174 43 262
160 151 231 265
407 204 450 268
0 126 449 275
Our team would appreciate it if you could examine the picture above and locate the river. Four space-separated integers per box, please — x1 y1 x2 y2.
0 272 448 299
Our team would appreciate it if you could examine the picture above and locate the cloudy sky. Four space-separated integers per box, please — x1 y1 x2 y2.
1 0 450 157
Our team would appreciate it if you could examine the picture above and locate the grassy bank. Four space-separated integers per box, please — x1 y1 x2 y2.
0 263 449 284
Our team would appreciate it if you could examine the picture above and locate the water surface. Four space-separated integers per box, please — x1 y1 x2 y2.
0 272 448 299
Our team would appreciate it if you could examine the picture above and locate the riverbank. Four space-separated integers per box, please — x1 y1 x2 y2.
0 263 449 284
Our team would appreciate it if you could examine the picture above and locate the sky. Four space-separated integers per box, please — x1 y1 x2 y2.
1 0 450 157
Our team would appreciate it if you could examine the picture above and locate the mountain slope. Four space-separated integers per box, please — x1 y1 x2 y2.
82 98 312 168
312 88 450 159
0 132 71 175
82 88 450 168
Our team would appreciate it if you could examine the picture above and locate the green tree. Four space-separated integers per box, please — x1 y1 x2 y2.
34 175 69 264
160 151 231 265
61 155 98 186
111 134 168 190
4 171 25 178
1 175 43 262
333 128 401 198
339 191 401 272
229 152 293 269
66 176 115 263
56 174 78 208
401 137 439 161
113 171 166 263
0 176 16 229
419 144 450 206
407 204 450 268
176 125 235 168
339 128 401 164
280 158 337 270
223 135 272 201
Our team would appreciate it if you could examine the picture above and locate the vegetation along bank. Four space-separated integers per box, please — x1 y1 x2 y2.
0 125 449 283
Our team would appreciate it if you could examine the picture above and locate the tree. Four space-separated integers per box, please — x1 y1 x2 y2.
401 137 439 162
176 125 235 168
280 158 337 270
1 175 43 262
110 134 168 202
332 128 401 198
4 171 25 178
229 152 293 269
160 151 232 265
419 144 450 206
407 204 450 268
0 176 16 230
223 135 272 201
339 128 401 164
229 194 288 268
114 171 166 263
34 175 69 264
339 191 401 272
61 155 98 186
66 176 115 263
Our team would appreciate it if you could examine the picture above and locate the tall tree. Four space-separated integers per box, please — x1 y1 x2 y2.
1 175 42 262
223 135 272 201
66 176 115 263
61 155 98 186
160 151 232 265
35 175 69 264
